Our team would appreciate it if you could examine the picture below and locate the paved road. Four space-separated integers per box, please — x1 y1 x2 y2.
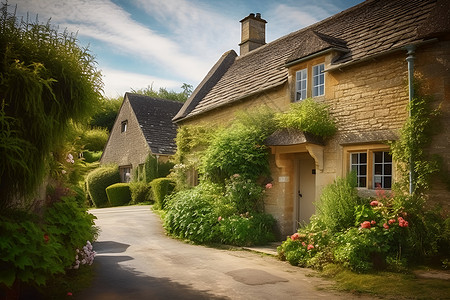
76 205 373 300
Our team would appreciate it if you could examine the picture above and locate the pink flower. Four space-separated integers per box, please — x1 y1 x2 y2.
307 244 314 250
360 221 371 229
218 216 222 222
67 292 73 296
388 218 396 225
370 200 379 206
265 183 273 189
383 223 389 229
371 220 376 225
232 174 240 178
302 242 306 247
291 232 299 241
398 217 409 227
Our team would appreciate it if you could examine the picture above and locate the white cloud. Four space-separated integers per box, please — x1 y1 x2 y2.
101 68 181 98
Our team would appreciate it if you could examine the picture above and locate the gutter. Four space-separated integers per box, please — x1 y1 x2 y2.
405 44 416 195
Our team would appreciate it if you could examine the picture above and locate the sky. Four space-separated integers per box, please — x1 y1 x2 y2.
9 0 364 98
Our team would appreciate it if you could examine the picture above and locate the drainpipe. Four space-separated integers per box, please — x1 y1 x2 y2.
405 45 416 195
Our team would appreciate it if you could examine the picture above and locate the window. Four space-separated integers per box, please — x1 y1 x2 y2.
119 166 131 183
347 148 393 189
121 120 127 133
373 151 392 189
312 64 325 97
295 68 307 101
350 152 367 188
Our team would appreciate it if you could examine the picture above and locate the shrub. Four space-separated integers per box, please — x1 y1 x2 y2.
106 183 131 206
129 181 152 204
85 165 120 207
275 98 336 138
225 174 264 214
150 178 175 210
81 128 109 152
219 213 276 246
163 183 225 243
83 150 102 163
315 173 360 233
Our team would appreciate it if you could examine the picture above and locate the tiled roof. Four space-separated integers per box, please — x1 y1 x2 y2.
175 0 446 122
126 93 183 155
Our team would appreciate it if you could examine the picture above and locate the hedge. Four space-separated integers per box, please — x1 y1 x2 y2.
106 183 131 206
150 178 175 209
85 165 120 207
129 181 152 204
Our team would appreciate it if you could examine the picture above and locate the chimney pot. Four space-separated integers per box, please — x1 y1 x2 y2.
256 13 261 18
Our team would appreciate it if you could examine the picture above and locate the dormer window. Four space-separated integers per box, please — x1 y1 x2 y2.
121 120 128 133
294 63 325 101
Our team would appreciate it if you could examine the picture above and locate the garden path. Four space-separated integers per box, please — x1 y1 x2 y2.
75 205 377 300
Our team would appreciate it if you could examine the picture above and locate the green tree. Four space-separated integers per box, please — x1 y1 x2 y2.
131 83 192 102
89 96 122 132
0 4 103 208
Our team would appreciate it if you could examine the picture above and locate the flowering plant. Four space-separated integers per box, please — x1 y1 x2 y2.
72 241 96 269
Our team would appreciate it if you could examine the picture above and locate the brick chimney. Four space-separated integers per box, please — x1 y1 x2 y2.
239 13 267 55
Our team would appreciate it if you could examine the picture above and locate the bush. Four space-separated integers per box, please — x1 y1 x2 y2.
106 183 131 206
129 181 152 204
219 213 276 246
85 165 120 207
150 178 175 210
164 183 225 243
225 174 264 214
315 173 360 233
275 98 336 138
81 128 109 152
83 151 102 163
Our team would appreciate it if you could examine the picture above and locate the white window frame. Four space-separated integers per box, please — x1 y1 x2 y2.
295 68 307 101
312 63 325 97
121 120 128 133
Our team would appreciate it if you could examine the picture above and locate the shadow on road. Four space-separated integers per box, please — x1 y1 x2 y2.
76 241 228 300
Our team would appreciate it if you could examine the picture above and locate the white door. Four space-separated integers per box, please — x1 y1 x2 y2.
296 155 316 227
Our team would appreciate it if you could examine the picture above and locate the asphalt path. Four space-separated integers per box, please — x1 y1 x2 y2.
76 205 374 300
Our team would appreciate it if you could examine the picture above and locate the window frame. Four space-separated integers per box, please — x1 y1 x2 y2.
295 68 308 101
312 63 325 97
344 145 394 190
121 120 128 133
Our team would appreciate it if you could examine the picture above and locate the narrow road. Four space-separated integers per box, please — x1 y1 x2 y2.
76 205 373 300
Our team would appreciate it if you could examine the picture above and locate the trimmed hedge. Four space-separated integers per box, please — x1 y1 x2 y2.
150 178 175 209
83 150 102 163
129 181 152 204
106 183 131 206
85 165 120 207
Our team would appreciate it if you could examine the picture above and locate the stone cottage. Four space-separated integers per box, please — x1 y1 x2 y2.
101 93 183 182
173 0 450 237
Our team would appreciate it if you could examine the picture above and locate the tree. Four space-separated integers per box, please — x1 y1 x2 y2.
131 83 192 102
0 3 103 208
89 96 122 132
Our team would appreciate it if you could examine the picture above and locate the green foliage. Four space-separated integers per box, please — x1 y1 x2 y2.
0 196 96 288
0 4 103 208
89 96 122 132
219 213 276 246
163 183 225 243
150 178 175 210
201 123 270 182
85 165 120 207
315 173 360 233
106 183 131 206
389 86 440 195
275 98 336 138
225 174 264 214
83 150 102 163
80 127 109 152
129 181 152 204
131 83 192 103
141 154 174 184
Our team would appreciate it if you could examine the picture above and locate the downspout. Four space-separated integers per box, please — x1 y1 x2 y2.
405 45 416 194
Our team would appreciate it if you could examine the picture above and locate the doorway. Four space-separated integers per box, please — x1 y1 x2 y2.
295 154 316 229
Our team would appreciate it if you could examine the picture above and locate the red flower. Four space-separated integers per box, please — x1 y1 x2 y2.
398 217 409 227
383 223 389 229
371 220 376 225
265 183 273 189
291 233 299 241
302 242 306 247
370 200 379 207
43 234 49 243
360 221 371 229
307 244 314 250
67 292 73 296
388 218 396 225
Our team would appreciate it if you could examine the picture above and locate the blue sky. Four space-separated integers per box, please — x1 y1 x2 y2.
10 0 363 98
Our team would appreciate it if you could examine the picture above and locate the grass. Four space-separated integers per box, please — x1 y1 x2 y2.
320 264 450 299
